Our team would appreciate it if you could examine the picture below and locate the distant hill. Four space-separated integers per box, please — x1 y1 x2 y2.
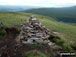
0 5 43 12
25 6 76 24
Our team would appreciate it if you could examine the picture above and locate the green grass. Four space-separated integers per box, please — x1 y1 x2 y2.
53 37 64 47
41 19 76 45
24 50 50 57
0 29 6 36
0 12 76 48
32 43 42 46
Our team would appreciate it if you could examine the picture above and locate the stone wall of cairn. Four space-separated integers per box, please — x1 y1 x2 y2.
17 16 51 44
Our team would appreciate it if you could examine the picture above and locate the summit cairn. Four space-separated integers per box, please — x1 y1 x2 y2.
17 16 51 44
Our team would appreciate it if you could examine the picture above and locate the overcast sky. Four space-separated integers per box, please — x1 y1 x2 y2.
0 0 76 7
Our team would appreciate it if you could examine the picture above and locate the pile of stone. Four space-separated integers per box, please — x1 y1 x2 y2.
17 16 51 44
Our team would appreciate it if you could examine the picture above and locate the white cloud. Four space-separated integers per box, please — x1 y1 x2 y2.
0 0 76 7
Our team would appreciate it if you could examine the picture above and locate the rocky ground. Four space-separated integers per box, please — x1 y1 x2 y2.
0 27 63 57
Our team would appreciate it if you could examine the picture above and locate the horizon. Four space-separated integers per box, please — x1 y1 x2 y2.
0 5 76 8
0 0 76 8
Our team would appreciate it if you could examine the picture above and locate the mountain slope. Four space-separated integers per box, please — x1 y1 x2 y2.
25 6 76 24
0 12 76 46
0 5 43 12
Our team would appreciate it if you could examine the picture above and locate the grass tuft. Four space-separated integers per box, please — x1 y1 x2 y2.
0 29 6 36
